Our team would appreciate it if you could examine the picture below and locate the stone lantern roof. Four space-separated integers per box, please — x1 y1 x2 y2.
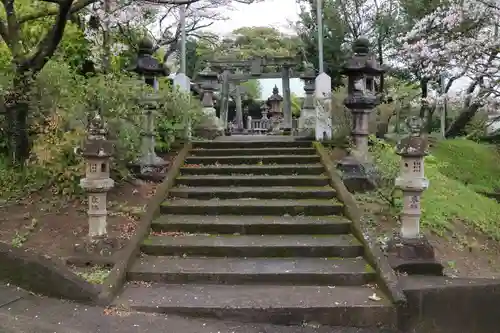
300 62 316 81
81 113 114 159
396 117 428 157
342 37 384 76
197 64 219 87
129 37 170 77
267 85 283 103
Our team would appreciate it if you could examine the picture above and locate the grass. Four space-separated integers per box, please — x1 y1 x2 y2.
74 266 110 284
370 138 500 240
431 138 500 193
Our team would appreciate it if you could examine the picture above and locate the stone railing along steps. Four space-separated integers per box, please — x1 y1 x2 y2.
116 139 396 328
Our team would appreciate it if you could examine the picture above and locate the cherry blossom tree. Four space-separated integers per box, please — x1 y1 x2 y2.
397 0 500 136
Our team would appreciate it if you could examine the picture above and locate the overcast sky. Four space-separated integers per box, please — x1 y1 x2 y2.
208 0 304 98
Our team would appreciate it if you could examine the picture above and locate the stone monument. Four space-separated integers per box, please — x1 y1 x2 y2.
337 37 383 192
386 116 443 275
314 72 333 141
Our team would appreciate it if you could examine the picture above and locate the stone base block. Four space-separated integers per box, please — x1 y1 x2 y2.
336 155 375 193
386 234 444 276
74 236 125 258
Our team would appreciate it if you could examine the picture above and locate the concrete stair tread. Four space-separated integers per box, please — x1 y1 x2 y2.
185 155 320 165
143 234 361 248
151 215 352 235
163 198 342 207
170 186 334 192
153 215 351 225
176 175 328 180
116 283 395 326
190 148 316 155
129 256 374 276
119 283 391 307
186 155 318 160
180 163 324 169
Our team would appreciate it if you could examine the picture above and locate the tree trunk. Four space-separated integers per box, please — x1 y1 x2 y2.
5 75 32 166
445 103 482 138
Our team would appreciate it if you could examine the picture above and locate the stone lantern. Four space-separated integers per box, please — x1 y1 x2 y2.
79 112 114 238
395 116 429 239
267 85 283 116
195 64 223 139
386 116 443 275
129 37 170 175
130 37 170 89
299 63 316 138
337 37 384 192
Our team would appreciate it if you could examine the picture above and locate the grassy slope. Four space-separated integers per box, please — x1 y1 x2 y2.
373 138 500 240
431 139 500 193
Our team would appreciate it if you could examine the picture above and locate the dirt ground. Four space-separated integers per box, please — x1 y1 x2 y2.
0 151 179 265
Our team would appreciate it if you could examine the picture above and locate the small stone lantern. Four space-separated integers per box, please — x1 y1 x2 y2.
386 116 443 275
129 37 170 175
195 65 223 139
395 116 429 239
79 112 114 238
337 37 384 192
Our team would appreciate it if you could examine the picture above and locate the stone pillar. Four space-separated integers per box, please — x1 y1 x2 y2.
219 69 231 129
281 65 292 134
234 85 243 131
336 37 383 192
299 64 316 138
246 115 252 133
79 112 114 238
386 116 443 276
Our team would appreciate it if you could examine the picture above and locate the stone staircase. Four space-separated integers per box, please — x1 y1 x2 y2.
117 140 396 328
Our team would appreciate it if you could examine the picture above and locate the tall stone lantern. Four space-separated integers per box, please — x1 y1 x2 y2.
194 64 223 139
299 63 316 138
79 112 114 238
386 116 443 275
129 37 170 175
337 37 384 192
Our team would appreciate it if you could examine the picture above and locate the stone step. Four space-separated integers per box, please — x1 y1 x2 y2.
192 140 313 149
151 215 352 235
175 175 329 187
190 148 317 156
185 155 320 165
128 256 376 286
179 164 325 175
160 199 344 216
141 234 363 257
116 283 396 327
169 186 336 200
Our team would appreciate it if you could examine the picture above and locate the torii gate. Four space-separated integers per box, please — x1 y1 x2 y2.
209 56 300 133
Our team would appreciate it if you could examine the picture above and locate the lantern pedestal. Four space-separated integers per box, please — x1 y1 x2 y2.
386 233 443 276
73 235 125 259
337 154 376 192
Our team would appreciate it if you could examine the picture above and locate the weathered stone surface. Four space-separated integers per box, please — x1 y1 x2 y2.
160 199 344 216
128 256 375 285
141 234 363 257
185 154 320 165
190 147 316 156
116 283 396 327
151 215 351 235
0 242 99 302
179 164 325 175
169 186 336 200
174 175 329 187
